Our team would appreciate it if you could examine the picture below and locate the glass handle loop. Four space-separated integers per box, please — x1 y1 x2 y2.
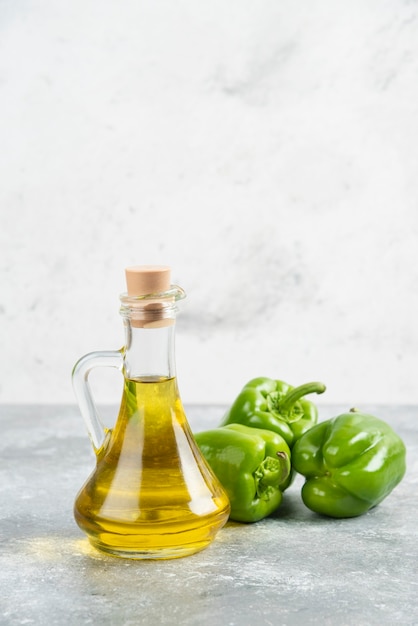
72 350 123 451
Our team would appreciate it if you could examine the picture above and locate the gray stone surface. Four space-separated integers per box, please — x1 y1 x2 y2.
0 404 416 626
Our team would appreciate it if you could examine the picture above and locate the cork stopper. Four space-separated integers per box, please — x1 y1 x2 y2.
122 265 175 329
125 265 171 296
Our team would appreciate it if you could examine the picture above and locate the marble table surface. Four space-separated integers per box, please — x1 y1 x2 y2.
1 403 417 626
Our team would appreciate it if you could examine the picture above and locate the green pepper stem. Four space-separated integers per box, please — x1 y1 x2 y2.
280 382 326 413
254 452 290 498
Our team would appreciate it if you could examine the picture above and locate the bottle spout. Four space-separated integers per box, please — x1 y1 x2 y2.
121 265 185 329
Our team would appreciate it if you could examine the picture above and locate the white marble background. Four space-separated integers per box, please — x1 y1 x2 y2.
1 0 417 407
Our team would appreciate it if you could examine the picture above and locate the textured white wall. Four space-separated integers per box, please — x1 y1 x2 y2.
1 0 417 407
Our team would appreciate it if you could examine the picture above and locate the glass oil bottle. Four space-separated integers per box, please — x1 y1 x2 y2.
72 265 230 559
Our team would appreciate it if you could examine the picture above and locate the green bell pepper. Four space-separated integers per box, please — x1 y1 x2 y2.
220 378 326 447
194 424 291 523
292 408 407 518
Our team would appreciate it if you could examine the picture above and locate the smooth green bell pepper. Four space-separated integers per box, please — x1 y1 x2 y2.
194 424 291 523
220 378 326 447
292 408 407 518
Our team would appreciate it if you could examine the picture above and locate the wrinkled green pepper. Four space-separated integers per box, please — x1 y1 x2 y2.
292 408 407 518
220 378 326 447
194 424 291 523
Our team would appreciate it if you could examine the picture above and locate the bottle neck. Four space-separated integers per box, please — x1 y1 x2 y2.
119 285 185 381
123 321 176 381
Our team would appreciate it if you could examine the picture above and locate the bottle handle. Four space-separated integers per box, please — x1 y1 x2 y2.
72 350 123 452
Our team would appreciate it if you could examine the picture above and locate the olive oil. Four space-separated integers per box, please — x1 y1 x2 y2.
73 265 230 559
74 377 230 559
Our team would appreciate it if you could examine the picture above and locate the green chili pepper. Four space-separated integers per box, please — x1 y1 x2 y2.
292 408 407 518
220 377 326 447
194 424 291 523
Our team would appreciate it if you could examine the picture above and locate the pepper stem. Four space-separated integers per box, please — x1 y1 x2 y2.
279 382 326 413
254 452 291 499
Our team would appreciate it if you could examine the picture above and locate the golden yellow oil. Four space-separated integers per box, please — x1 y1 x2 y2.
74 377 230 559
